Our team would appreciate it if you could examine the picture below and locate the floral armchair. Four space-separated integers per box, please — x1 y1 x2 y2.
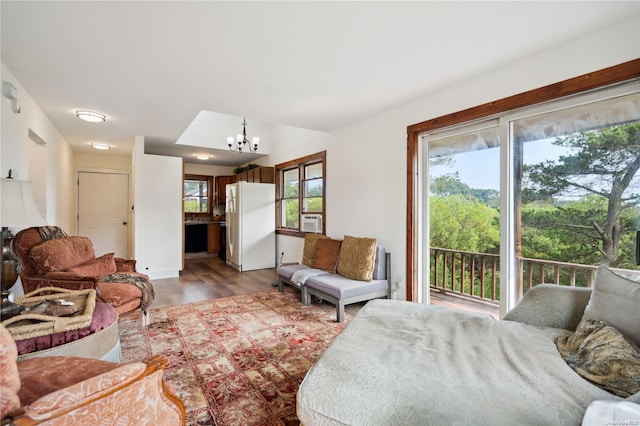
0 324 185 425
13 227 154 316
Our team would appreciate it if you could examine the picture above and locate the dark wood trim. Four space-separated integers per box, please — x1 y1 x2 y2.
405 59 640 302
275 151 327 234
406 130 419 302
184 173 214 216
275 150 327 170
276 229 306 238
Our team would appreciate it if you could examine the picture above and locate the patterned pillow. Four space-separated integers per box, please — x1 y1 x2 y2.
302 233 329 266
29 237 95 274
555 319 640 397
311 239 342 272
336 235 377 281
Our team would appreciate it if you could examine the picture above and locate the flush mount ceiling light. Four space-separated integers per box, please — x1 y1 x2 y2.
76 110 106 123
195 154 210 160
227 117 259 154
90 142 111 150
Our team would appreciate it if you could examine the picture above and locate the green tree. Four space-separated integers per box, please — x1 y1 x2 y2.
431 173 499 208
430 194 499 253
522 197 638 268
523 123 640 267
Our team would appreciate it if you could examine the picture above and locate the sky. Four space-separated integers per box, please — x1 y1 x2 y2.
429 138 574 192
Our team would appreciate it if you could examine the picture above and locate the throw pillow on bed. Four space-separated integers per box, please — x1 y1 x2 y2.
555 319 640 397
336 235 377 281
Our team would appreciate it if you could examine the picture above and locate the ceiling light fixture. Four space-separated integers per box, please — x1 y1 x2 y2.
90 142 111 150
227 117 259 154
76 110 106 123
195 154 210 160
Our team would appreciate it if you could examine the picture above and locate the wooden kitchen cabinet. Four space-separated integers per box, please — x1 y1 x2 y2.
207 223 221 254
215 175 235 205
234 166 275 183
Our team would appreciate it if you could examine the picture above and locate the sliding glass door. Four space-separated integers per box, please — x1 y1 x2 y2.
513 89 640 292
421 122 500 305
420 81 640 315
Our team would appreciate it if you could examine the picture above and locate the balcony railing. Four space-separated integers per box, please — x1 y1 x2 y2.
430 247 639 304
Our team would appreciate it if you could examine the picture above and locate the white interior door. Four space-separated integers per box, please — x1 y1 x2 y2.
78 172 129 258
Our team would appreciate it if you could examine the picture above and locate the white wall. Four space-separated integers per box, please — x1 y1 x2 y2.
184 162 235 177
75 152 132 171
1 63 76 232
133 137 183 279
255 125 331 265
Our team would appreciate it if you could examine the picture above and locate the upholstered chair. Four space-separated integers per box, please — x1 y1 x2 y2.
0 324 185 425
13 227 154 316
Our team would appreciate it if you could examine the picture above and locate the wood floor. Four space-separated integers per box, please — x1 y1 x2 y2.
149 256 499 319
151 256 279 309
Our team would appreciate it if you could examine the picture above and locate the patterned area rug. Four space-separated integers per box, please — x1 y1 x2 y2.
119 289 350 426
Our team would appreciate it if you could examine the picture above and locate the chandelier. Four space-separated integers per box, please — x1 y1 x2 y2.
227 117 259 153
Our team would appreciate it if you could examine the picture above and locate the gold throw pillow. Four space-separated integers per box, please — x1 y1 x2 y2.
302 233 329 266
336 235 377 281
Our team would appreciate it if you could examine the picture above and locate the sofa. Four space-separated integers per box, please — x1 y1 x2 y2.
0 323 185 426
13 226 154 316
297 266 640 425
277 234 391 322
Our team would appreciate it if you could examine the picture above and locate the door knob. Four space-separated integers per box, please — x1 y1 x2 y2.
123 221 128 225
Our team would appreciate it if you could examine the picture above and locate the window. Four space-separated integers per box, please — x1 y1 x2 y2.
276 151 326 235
184 174 212 215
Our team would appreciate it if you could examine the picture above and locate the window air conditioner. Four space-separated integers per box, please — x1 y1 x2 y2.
302 214 322 233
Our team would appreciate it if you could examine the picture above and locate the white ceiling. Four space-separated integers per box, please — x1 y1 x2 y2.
2 1 639 166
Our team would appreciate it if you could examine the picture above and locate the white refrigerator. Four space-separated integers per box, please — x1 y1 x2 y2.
225 181 276 271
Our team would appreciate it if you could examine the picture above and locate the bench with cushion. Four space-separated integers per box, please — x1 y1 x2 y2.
277 234 391 322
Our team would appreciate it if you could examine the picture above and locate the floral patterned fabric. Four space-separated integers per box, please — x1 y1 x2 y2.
119 289 350 426
17 356 121 406
0 324 21 420
24 365 183 425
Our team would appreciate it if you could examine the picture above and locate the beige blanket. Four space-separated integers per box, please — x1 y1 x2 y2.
298 299 623 425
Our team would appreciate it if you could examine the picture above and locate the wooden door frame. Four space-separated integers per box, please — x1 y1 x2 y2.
405 58 640 302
